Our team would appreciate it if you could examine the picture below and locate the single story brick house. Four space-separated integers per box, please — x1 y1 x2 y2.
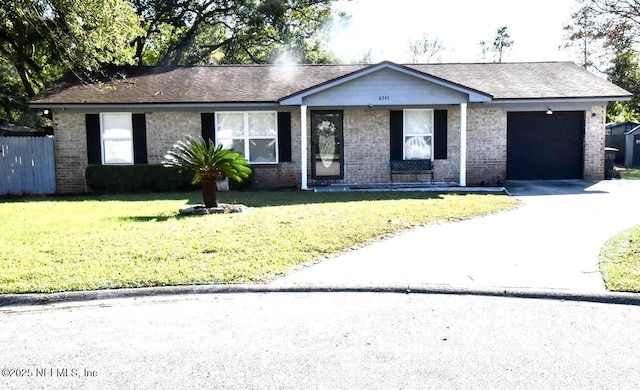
30 61 631 193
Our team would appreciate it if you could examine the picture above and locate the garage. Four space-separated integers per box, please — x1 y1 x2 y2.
507 111 585 180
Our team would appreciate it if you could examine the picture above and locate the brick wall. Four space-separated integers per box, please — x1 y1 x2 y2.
51 106 603 193
146 111 201 164
584 105 606 180
290 108 390 187
466 107 507 185
52 111 87 193
409 107 508 186
50 110 302 193
246 110 301 189
343 110 389 184
310 107 507 186
433 107 460 184
147 110 303 189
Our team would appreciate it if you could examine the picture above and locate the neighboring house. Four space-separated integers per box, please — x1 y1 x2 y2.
605 121 639 165
0 119 52 136
622 125 640 168
29 61 631 194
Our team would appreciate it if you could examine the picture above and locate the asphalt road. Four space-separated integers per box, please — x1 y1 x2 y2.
1 292 639 390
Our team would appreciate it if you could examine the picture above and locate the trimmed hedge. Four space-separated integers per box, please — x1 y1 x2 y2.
85 164 198 194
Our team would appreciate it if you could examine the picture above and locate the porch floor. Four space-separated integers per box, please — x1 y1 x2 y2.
310 182 506 193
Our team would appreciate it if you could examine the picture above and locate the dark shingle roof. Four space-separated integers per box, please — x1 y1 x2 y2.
30 62 630 106
406 62 630 100
30 65 367 105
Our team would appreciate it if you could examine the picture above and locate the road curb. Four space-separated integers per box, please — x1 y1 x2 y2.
1 283 639 307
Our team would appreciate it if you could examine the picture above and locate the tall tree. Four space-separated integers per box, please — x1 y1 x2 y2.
580 0 640 40
562 5 608 71
407 33 444 63
607 49 640 121
129 0 334 65
492 26 514 63
0 58 26 122
479 25 513 62
566 1 640 120
0 0 335 125
563 2 638 72
0 0 142 97
0 0 142 123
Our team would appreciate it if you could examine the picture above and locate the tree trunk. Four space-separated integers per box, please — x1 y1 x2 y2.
201 177 218 208
1 103 15 122
134 36 145 66
13 61 36 98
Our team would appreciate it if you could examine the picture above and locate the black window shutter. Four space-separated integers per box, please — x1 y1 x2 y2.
277 111 292 162
86 114 102 165
390 110 404 160
132 113 148 164
434 109 448 160
201 113 215 144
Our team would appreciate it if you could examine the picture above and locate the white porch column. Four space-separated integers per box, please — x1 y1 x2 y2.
459 102 467 187
300 105 308 190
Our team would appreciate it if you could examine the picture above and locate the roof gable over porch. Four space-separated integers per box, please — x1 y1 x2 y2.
279 62 492 106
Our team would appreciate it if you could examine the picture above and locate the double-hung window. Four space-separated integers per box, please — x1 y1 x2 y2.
100 113 133 164
403 109 433 160
216 112 278 163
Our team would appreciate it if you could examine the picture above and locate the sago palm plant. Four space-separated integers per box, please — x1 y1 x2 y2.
163 135 252 208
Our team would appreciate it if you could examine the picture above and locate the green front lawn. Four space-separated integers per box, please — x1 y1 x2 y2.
0 191 518 294
599 225 640 292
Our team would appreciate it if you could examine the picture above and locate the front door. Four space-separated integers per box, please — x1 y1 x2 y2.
311 110 344 180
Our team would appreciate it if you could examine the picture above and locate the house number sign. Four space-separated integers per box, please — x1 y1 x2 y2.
378 95 390 101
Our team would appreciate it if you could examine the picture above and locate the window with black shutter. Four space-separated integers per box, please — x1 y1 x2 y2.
201 113 215 144
85 113 147 165
434 110 448 160
277 112 292 162
390 109 447 161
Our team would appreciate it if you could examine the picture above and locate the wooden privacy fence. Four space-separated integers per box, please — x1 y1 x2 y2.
0 136 55 195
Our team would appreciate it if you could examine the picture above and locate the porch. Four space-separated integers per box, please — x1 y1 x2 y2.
277 62 487 190
309 182 506 193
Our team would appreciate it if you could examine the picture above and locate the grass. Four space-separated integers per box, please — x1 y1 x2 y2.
0 190 518 294
616 167 640 180
599 225 640 292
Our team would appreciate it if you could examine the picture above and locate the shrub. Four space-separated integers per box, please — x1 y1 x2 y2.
85 164 198 194
162 136 252 207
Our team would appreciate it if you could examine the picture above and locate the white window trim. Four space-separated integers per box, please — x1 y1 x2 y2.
403 108 434 161
215 111 279 164
100 112 134 165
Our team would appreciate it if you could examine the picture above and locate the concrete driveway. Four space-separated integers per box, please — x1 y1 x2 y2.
272 180 640 292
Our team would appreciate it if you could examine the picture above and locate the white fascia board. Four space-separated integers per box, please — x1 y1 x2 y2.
490 96 632 104
477 97 630 112
279 62 492 105
28 102 280 111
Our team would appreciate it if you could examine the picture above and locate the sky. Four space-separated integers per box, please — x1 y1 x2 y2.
328 0 580 64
